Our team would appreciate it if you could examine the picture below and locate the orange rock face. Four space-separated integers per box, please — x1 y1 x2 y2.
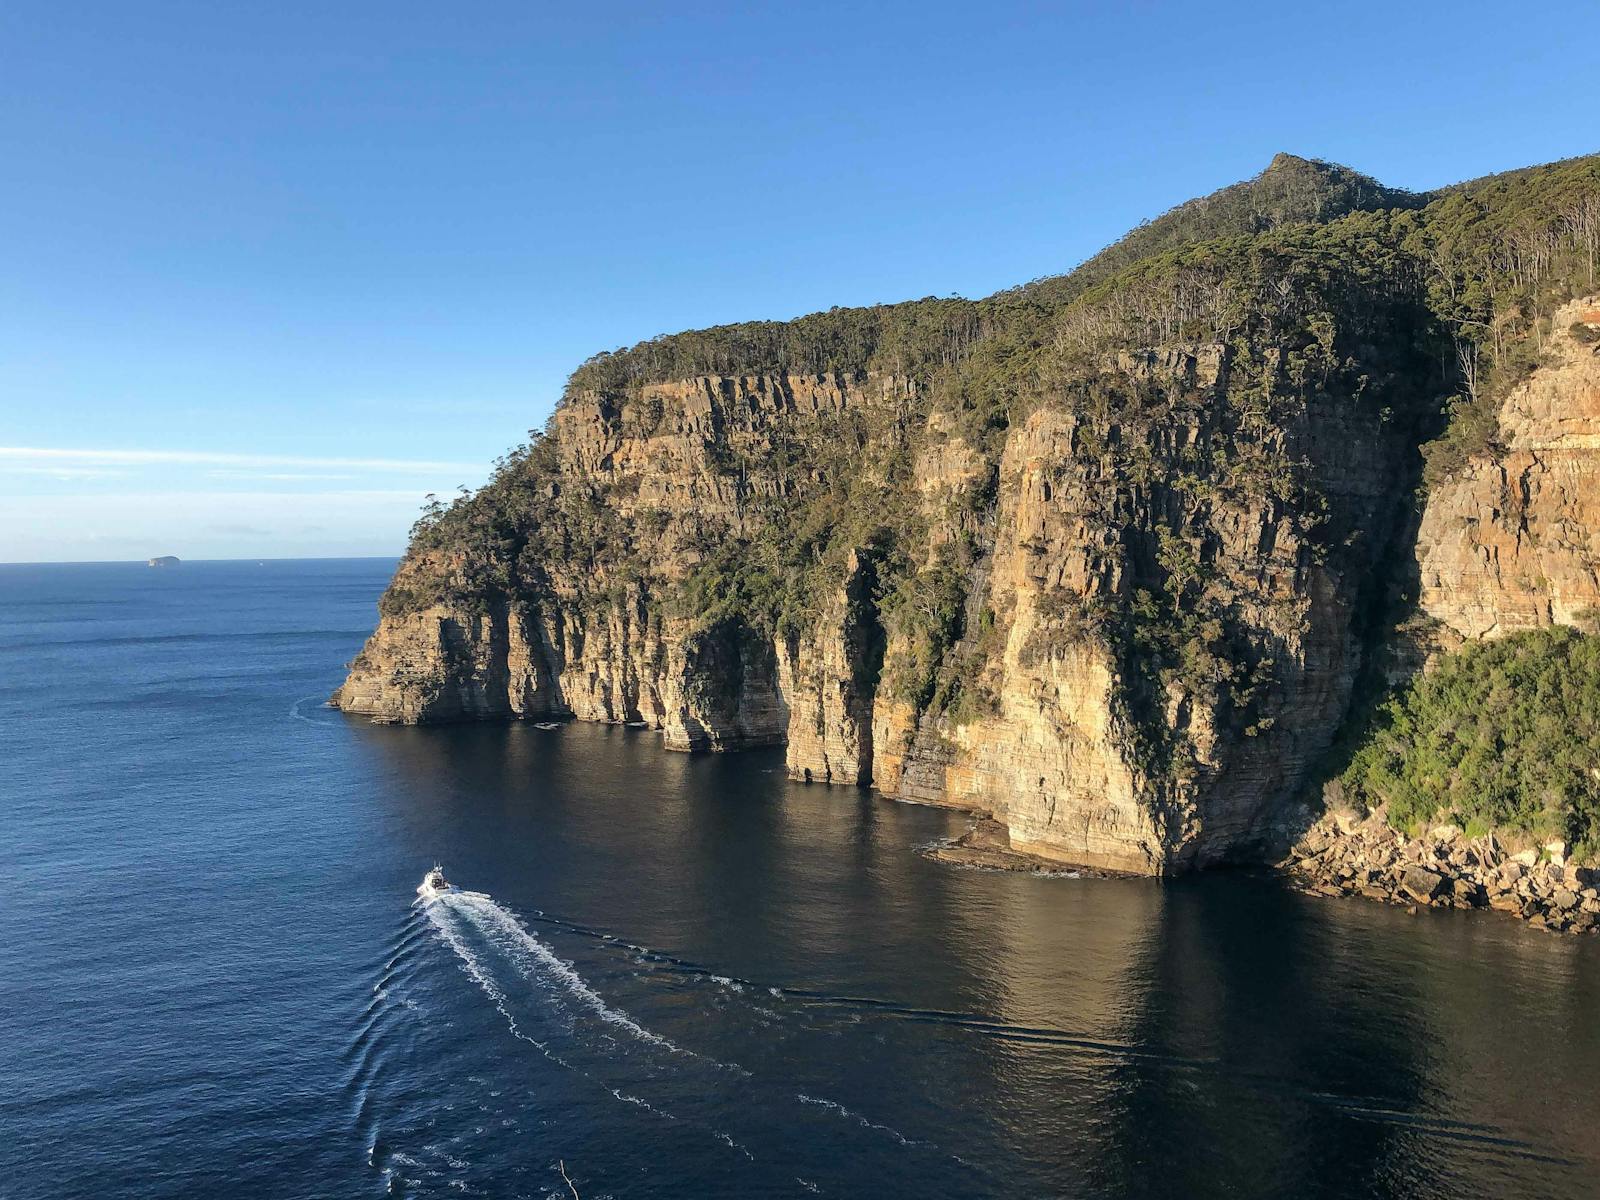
1418 298 1600 640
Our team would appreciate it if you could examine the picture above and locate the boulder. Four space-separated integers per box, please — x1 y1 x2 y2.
1297 829 1331 856
1401 866 1447 903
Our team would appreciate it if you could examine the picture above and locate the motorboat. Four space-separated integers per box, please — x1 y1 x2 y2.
416 865 456 901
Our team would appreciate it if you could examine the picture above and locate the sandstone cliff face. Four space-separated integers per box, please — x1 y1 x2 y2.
778 551 881 785
1416 299 1600 639
336 158 1600 877
340 326 1425 873
858 340 1414 872
337 372 911 752
333 576 790 750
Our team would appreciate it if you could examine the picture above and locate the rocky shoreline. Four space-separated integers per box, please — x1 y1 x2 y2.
925 811 1600 936
1282 810 1600 934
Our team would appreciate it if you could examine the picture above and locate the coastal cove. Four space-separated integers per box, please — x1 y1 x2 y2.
5 559 1600 1198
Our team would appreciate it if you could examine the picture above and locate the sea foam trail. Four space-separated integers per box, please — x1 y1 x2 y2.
424 898 562 1061
422 894 694 1129
414 889 971 1190
443 891 685 1054
287 694 340 728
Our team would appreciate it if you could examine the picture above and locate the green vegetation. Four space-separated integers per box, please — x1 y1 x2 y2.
564 297 1004 397
1408 155 1600 482
1010 152 1426 308
878 546 971 709
551 152 1600 489
1339 628 1600 858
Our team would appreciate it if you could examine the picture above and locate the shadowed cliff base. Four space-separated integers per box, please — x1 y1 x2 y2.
338 152 1600 880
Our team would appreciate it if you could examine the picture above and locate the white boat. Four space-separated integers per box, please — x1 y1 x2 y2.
416 865 456 901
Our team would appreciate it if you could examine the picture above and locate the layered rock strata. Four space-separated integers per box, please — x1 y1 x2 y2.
340 322 1429 875
1416 299 1600 639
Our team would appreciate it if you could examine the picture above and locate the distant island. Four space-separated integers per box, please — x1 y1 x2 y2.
147 556 180 568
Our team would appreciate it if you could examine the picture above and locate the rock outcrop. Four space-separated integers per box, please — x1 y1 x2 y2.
335 371 905 749
1416 299 1600 639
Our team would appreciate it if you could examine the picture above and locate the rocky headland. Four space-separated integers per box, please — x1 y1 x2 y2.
338 152 1600 926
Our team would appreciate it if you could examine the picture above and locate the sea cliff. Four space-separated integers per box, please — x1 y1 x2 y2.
338 152 1600 884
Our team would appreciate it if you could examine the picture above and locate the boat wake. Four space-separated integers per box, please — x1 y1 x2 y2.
365 888 1577 1196
432 890 689 1055
497 907 1581 1171
380 886 973 1196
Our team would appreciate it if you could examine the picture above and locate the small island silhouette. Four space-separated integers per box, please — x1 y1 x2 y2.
147 556 180 568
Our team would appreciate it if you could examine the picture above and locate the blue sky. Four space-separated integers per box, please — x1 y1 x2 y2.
2 1 1593 561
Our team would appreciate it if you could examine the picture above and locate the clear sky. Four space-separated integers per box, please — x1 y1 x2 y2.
2 1 1593 562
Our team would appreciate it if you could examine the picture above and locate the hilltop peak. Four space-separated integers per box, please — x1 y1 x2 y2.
1264 151 1316 171
1011 153 1425 306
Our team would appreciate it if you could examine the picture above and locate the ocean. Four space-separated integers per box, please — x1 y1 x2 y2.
4 558 1599 1198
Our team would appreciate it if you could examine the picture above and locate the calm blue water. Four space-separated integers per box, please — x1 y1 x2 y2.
4 559 1600 1199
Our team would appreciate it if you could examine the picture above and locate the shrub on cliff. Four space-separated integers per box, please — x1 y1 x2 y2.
1339 627 1600 857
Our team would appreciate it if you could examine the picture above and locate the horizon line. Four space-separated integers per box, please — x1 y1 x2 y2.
0 554 404 567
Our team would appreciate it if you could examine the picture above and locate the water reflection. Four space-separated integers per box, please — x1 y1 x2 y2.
344 717 1600 1198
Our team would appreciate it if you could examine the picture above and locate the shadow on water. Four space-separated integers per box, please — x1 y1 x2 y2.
1091 874 1596 1198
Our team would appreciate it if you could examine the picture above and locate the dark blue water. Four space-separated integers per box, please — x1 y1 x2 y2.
5 560 1600 1199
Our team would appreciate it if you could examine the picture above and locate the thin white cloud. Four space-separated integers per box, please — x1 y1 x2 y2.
21 488 438 500
0 465 128 479
203 470 361 481
0 446 481 473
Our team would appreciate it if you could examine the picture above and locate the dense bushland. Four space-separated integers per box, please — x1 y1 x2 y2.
1338 627 1600 858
